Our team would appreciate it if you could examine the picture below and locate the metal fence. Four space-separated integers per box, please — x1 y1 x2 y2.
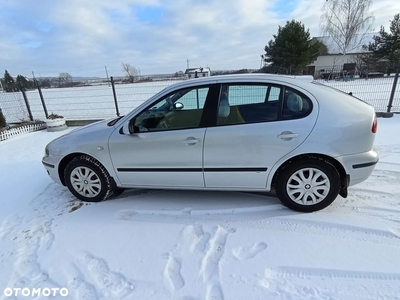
0 91 29 123
0 76 183 122
316 76 400 112
0 69 399 123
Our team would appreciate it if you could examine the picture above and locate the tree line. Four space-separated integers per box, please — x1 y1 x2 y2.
0 63 145 93
0 71 76 93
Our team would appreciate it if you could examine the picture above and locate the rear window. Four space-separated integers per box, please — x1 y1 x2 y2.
282 88 313 119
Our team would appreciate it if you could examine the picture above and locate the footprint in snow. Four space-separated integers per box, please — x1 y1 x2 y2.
163 252 185 292
232 242 268 261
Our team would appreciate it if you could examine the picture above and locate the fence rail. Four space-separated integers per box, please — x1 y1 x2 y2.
0 69 399 123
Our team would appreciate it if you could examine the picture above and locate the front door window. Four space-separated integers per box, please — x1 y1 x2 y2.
134 87 209 132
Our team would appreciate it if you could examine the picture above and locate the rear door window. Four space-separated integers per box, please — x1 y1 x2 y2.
217 84 281 125
282 88 313 119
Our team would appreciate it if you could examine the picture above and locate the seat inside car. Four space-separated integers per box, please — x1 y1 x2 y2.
285 91 303 116
218 92 230 117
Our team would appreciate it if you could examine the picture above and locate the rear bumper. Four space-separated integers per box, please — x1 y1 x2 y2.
336 150 378 186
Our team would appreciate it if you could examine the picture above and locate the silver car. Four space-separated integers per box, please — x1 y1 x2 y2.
42 74 378 212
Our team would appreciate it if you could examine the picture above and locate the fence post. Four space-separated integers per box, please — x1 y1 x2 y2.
110 76 120 117
18 82 33 121
34 79 48 119
387 64 399 113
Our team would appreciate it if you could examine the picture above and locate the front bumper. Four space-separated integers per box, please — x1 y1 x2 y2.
42 155 63 185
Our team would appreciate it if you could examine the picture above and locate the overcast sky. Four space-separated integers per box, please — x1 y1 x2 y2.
1 0 399 78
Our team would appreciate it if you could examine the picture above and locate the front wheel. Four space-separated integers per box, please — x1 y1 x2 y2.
64 155 114 202
275 158 340 212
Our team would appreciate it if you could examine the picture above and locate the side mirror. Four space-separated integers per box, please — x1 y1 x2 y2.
122 119 141 135
122 122 132 135
173 102 184 110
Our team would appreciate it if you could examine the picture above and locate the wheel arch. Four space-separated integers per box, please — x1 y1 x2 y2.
271 153 347 193
58 153 108 186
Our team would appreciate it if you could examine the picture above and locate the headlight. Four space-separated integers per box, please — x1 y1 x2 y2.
44 147 49 157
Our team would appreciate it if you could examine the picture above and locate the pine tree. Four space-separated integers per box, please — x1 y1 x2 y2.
0 108 6 128
2 70 18 92
264 20 321 74
16 75 34 90
366 13 400 66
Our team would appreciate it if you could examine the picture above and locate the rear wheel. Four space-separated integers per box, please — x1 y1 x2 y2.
275 158 340 212
64 155 114 202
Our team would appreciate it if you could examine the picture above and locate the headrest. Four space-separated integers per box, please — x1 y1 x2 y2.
218 92 230 117
286 93 303 113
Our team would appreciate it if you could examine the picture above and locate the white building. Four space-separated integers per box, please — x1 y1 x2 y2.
185 67 211 79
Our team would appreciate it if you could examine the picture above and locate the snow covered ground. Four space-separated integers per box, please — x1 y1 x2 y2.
0 116 400 299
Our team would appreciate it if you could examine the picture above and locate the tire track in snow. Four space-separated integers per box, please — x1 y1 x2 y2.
261 266 400 299
258 218 400 246
264 266 400 281
375 144 400 154
349 188 400 211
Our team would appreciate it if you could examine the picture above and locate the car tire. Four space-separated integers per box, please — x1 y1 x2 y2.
275 158 340 212
64 155 114 202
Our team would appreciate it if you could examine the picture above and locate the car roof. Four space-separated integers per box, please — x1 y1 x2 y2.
164 74 315 92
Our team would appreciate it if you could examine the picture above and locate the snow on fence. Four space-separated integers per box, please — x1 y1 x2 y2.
0 123 47 142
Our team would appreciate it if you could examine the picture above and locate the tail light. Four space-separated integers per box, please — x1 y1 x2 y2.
372 115 377 133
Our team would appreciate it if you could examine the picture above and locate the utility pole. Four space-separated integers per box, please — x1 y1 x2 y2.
187 59 190 70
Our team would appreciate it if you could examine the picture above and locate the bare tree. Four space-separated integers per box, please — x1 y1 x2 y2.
320 0 374 54
121 63 141 83
58 72 72 87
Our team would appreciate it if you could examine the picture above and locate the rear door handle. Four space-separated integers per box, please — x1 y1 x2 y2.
278 131 299 141
183 137 201 146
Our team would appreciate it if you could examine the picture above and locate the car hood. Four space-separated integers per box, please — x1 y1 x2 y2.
46 119 117 156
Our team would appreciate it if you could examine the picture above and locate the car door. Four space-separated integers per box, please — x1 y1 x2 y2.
203 83 318 189
109 85 214 188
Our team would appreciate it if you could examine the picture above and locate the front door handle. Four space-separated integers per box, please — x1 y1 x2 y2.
278 131 299 141
183 137 201 146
